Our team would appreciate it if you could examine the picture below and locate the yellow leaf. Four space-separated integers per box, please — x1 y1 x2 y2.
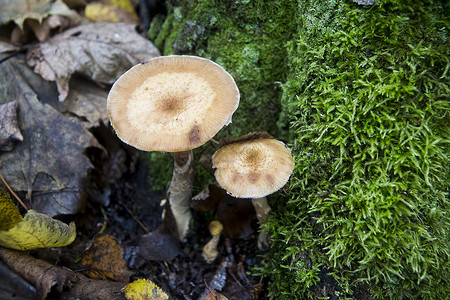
0 189 22 231
0 209 76 250
123 278 169 300
85 0 138 24
81 233 131 282
108 0 137 16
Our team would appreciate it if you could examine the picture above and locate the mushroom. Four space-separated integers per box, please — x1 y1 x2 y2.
107 55 239 240
202 220 223 263
211 133 294 249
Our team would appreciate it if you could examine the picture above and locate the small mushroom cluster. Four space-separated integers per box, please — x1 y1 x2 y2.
106 55 294 258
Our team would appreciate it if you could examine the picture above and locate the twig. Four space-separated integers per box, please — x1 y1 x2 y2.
122 203 150 233
0 172 28 211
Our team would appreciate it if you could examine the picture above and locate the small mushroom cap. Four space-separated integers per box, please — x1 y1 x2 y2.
212 138 294 198
107 55 240 152
208 220 223 236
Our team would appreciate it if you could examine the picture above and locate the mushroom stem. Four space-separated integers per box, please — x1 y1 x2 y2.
251 197 271 250
202 220 223 263
167 150 194 240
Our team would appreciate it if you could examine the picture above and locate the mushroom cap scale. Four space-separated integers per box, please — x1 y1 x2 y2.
107 55 240 152
212 138 294 198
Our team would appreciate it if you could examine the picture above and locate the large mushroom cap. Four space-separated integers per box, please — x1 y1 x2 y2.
212 138 294 198
107 55 240 152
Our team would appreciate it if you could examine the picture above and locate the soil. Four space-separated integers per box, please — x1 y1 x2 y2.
30 124 267 300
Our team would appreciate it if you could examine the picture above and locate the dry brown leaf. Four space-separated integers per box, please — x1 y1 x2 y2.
0 259 37 299
205 289 229 300
191 183 226 212
0 101 23 152
81 233 132 282
27 13 81 42
0 56 100 216
0 246 76 298
215 195 256 240
48 76 110 128
26 22 160 101
0 246 127 299
0 41 19 54
138 225 180 262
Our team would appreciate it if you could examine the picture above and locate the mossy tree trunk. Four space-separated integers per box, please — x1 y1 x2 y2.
151 0 449 298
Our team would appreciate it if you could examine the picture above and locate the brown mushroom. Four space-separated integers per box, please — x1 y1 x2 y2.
212 135 294 249
107 55 239 240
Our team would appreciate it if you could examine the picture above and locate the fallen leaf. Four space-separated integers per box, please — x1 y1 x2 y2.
26 22 160 101
85 0 138 24
47 76 110 128
215 196 256 239
0 0 76 29
191 183 225 212
138 225 180 262
0 209 76 250
192 184 256 239
26 13 81 42
0 189 22 231
0 101 23 152
0 247 127 299
0 56 100 216
123 278 169 300
81 233 131 282
205 289 229 300
200 259 228 300
0 259 37 300
0 41 19 54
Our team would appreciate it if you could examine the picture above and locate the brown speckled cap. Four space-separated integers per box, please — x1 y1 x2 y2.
107 55 240 152
212 138 294 198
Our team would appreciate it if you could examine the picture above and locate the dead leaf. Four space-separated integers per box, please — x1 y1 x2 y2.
81 233 132 282
26 22 160 101
85 1 138 24
123 278 169 300
0 259 37 299
191 183 225 212
0 0 76 29
200 259 228 300
0 189 22 231
0 247 127 299
215 196 256 239
192 184 256 239
205 289 229 300
0 209 76 250
26 13 81 42
0 41 19 54
0 101 23 152
47 76 110 128
0 246 76 298
0 56 100 216
137 225 180 262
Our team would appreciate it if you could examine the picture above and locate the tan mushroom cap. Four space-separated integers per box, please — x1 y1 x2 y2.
212 138 294 198
107 55 240 152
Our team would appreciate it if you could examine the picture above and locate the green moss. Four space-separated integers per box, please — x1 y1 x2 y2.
262 0 449 298
155 0 297 138
151 0 449 298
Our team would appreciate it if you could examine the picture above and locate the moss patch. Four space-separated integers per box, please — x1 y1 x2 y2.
151 0 449 298
262 0 449 298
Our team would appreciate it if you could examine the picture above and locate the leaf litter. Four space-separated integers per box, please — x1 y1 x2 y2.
0 9 267 299
26 22 160 101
